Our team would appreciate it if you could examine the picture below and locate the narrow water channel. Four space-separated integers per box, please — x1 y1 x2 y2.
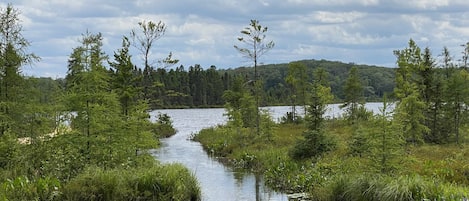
149 107 288 201
149 103 386 201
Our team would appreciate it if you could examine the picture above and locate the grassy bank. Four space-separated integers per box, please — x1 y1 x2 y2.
0 115 200 201
193 120 469 200
0 163 201 201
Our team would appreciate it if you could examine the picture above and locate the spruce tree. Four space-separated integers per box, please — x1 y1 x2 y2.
290 68 335 159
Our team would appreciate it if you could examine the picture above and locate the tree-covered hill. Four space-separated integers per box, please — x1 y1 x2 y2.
221 59 395 105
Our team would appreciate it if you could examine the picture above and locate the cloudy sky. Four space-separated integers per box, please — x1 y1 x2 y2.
3 0 469 78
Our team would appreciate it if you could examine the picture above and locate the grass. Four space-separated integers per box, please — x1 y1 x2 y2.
194 119 469 199
61 164 201 201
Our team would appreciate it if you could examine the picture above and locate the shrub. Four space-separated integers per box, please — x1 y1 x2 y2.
153 113 176 138
290 130 336 160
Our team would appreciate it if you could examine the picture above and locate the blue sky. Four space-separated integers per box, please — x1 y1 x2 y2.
3 0 469 78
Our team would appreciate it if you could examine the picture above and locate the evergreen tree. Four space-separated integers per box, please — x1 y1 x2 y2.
371 95 403 173
223 76 257 129
393 39 428 144
109 36 141 116
341 66 369 123
206 65 224 106
285 62 309 122
420 48 445 143
442 45 469 144
64 32 122 166
290 68 335 159
0 4 39 136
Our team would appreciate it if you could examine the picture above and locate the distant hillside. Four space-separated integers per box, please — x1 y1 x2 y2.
221 59 396 104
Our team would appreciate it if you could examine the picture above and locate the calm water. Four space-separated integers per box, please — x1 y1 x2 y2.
149 103 387 201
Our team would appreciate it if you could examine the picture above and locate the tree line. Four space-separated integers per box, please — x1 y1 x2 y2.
40 59 395 109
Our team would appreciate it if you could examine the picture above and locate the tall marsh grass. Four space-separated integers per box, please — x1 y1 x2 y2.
62 164 201 201
313 174 468 201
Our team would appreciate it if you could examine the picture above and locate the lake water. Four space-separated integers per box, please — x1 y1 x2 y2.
149 103 387 201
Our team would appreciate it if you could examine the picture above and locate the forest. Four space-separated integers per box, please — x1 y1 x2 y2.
38 59 394 109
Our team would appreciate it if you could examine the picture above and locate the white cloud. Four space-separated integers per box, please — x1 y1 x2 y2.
2 0 469 77
312 11 366 24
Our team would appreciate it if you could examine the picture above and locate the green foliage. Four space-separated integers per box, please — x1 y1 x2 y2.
153 112 176 138
195 114 469 197
444 69 469 144
286 62 309 118
71 58 398 109
290 129 336 160
265 160 324 193
0 131 17 169
62 165 201 201
341 66 368 123
291 68 336 160
393 39 429 144
280 112 304 124
109 36 141 116
0 4 41 137
350 99 404 173
0 176 61 201
223 76 257 129
314 174 468 201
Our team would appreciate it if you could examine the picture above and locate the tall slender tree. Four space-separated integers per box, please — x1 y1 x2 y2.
0 4 39 136
130 20 178 105
65 32 118 165
285 62 309 121
234 19 275 135
341 66 367 123
291 68 335 159
109 36 141 116
393 39 428 144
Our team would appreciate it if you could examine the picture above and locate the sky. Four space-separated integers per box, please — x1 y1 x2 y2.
2 0 469 78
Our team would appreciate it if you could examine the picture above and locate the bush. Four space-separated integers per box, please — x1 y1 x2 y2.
290 130 336 160
154 113 176 138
